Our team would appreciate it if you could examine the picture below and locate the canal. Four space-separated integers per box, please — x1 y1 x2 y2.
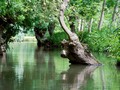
0 42 119 90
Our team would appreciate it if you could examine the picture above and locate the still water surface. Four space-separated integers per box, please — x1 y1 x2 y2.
0 42 120 90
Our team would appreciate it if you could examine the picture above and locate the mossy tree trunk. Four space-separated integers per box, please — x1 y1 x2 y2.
59 0 100 65
34 27 47 47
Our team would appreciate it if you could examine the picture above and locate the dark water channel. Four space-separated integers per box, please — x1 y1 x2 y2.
0 42 120 90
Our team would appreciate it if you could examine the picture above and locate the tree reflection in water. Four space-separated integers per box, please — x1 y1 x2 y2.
34 47 56 89
0 43 120 90
0 46 98 90
0 53 6 78
61 65 98 90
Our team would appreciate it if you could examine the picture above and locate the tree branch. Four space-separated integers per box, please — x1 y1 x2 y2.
59 0 73 39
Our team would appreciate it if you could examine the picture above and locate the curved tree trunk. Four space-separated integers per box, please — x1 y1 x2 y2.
59 0 100 65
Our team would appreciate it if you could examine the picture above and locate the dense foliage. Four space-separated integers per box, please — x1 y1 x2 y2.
0 0 120 61
78 28 120 59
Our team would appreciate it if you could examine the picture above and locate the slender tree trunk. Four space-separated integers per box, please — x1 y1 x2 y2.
80 19 84 31
78 19 81 31
98 0 106 30
112 0 119 22
88 18 93 33
78 19 84 32
59 0 100 65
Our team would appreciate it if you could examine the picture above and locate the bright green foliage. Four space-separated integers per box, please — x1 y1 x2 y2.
0 0 119 62
47 32 68 47
111 28 120 61
0 0 26 43
106 0 116 8
78 28 120 59
0 0 61 44
69 0 101 19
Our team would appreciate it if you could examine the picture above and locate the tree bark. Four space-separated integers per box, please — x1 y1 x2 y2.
59 0 100 65
98 0 106 30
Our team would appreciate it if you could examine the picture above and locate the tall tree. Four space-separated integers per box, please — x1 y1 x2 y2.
112 0 119 22
78 19 84 32
33 0 59 47
59 0 100 65
0 0 34 55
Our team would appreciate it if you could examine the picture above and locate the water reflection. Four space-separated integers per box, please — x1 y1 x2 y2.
61 65 97 90
33 47 56 89
0 53 16 90
0 43 120 90
0 53 6 79
0 43 70 90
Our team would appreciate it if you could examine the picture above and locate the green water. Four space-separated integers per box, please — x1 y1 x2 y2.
0 42 120 90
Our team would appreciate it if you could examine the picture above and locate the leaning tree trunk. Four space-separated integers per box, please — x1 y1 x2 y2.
59 0 100 65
